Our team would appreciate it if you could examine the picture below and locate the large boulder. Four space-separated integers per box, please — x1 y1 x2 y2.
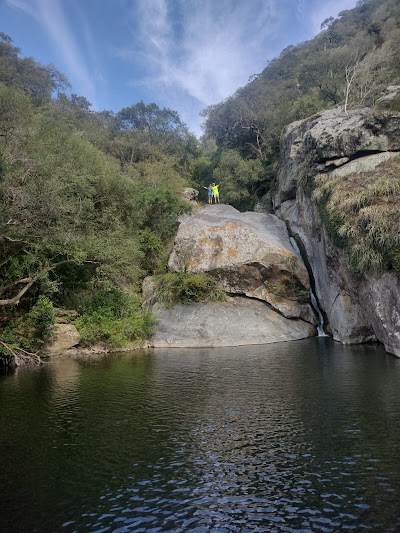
149 296 316 348
168 204 316 323
46 324 81 355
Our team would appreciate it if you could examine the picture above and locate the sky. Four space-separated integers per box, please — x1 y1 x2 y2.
0 0 359 136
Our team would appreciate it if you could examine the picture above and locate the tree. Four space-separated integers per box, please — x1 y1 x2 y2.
213 149 266 211
0 100 144 307
0 33 69 105
116 101 186 137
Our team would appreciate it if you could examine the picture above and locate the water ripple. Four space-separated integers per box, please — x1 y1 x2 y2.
1 340 400 531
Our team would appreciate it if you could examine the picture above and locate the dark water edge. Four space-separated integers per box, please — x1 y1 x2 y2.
1 338 400 532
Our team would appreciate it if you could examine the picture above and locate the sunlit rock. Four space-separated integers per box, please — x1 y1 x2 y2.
46 324 81 355
168 204 316 324
149 296 316 348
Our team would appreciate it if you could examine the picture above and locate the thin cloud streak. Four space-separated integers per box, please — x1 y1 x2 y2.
118 0 359 134
123 0 281 109
6 0 97 106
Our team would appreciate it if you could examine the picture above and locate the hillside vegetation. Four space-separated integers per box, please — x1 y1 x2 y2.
199 0 400 279
0 33 199 362
1 0 399 362
201 0 400 208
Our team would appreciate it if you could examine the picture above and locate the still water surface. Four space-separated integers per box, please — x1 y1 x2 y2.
1 338 400 532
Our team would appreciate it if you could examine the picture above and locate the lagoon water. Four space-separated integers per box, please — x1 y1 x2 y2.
1 338 400 532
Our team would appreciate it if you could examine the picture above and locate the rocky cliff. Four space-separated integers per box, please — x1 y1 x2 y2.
145 105 399 355
274 105 400 356
145 205 317 347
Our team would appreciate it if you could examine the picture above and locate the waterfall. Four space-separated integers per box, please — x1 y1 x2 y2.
310 291 329 337
290 237 301 257
290 237 328 337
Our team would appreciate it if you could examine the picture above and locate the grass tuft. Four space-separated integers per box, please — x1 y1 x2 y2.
155 272 226 307
312 155 400 276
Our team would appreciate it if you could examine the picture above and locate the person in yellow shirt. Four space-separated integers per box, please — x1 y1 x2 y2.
211 182 221 204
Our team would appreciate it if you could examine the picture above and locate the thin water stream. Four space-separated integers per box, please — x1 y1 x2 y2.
1 338 399 532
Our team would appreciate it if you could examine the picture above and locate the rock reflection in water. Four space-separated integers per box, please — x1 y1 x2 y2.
0 338 400 531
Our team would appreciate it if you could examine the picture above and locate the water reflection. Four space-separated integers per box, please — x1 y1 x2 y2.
0 339 400 531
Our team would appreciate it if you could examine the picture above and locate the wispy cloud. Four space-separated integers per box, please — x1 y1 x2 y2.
6 0 97 106
120 0 281 115
113 0 289 134
116 0 360 134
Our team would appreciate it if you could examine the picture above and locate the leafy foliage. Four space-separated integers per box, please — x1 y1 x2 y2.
0 38 197 358
201 0 400 208
0 33 69 105
74 290 154 348
213 149 266 211
27 295 56 340
0 295 55 363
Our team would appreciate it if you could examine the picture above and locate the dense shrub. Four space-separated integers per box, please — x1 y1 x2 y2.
0 295 56 364
74 290 154 348
156 272 226 307
26 295 56 340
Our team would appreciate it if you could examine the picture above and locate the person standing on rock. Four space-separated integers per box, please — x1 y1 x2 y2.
203 184 213 204
212 182 221 204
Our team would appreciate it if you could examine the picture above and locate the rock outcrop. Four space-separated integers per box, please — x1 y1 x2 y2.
169 205 316 323
275 105 400 356
180 187 199 204
274 106 400 207
146 205 317 348
149 297 316 348
46 324 81 355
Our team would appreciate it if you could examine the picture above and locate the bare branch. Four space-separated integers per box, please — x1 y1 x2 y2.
0 340 43 365
0 259 98 307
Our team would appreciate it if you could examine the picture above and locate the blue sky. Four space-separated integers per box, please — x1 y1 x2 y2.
1 0 358 136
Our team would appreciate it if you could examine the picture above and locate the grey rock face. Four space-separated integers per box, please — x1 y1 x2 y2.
359 273 400 357
180 187 199 203
275 106 400 208
279 193 376 345
376 86 400 105
149 297 316 348
276 106 400 355
168 204 316 323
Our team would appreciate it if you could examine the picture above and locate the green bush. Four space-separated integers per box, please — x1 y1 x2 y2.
137 188 191 241
138 228 168 274
74 290 154 348
156 272 226 307
27 295 56 340
0 296 56 364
